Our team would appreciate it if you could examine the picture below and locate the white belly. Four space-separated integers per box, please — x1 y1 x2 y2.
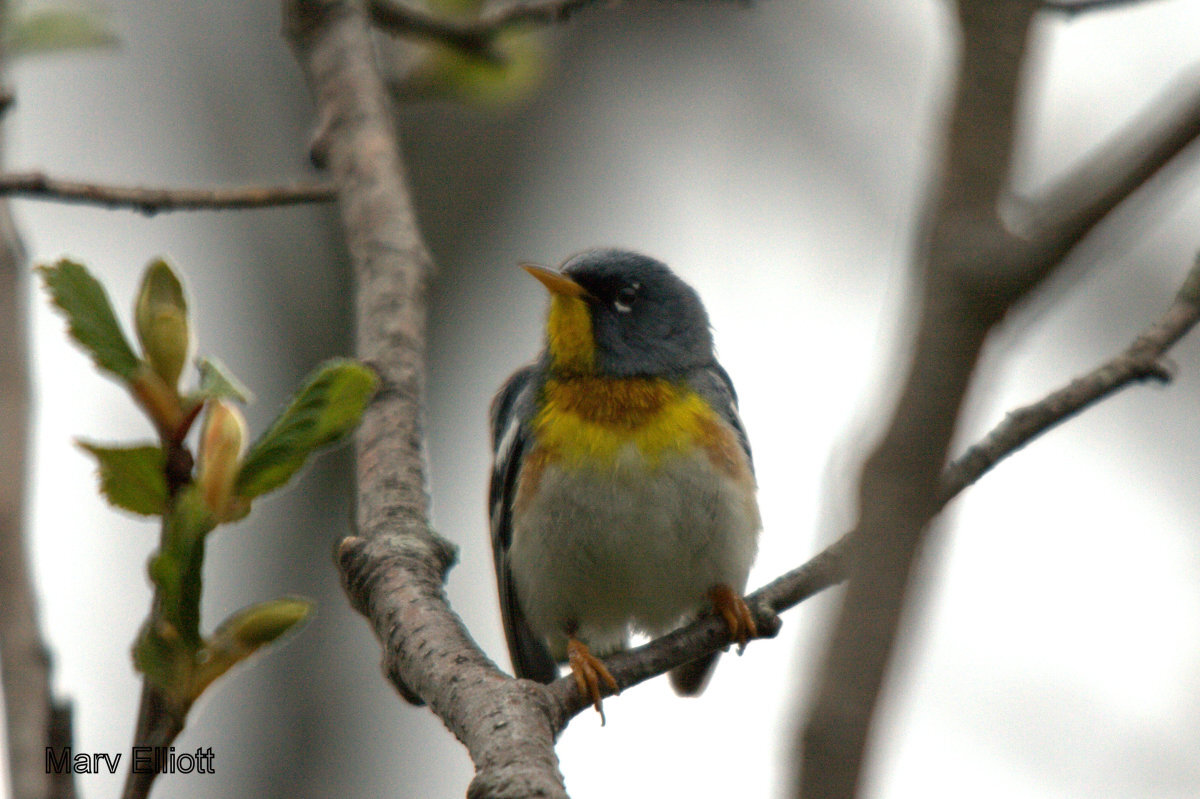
509 444 760 658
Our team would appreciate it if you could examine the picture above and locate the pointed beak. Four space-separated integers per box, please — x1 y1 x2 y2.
522 263 589 298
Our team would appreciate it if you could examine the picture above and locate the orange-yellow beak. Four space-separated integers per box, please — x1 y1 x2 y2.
522 264 589 298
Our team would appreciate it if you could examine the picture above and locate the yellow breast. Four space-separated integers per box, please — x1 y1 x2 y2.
533 376 719 468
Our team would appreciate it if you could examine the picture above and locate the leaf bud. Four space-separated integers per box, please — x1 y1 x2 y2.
226 598 313 648
135 258 190 389
196 399 247 521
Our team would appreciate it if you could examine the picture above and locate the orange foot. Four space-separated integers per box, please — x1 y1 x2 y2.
709 584 758 653
567 637 619 724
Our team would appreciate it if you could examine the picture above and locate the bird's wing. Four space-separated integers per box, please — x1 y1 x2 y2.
671 361 755 696
488 364 558 683
688 361 754 472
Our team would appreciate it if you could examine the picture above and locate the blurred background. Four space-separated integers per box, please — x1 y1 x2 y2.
3 0 1200 797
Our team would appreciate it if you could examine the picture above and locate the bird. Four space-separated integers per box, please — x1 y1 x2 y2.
488 248 761 718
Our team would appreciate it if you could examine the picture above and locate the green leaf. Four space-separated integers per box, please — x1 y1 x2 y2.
235 359 378 499
38 259 142 381
194 356 253 405
77 441 167 515
6 6 120 59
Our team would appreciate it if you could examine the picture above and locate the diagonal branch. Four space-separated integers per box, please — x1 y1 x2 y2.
940 255 1200 503
1012 72 1200 263
543 253 1200 720
0 171 335 215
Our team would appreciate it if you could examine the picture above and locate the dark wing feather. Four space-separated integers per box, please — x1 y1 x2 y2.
670 361 754 696
488 364 558 683
687 361 754 469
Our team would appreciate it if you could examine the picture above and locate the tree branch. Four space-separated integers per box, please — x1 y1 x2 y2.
0 202 74 799
283 1 569 796
542 252 1200 721
797 6 1043 793
796 0 1200 795
941 254 1200 503
0 171 334 215
0 5 77 796
1011 72 1200 266
368 0 605 60
1042 0 1170 16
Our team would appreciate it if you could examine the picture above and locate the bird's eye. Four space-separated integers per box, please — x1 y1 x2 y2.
613 283 639 314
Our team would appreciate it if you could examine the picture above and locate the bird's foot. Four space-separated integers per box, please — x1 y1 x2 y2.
709 584 758 654
567 637 619 724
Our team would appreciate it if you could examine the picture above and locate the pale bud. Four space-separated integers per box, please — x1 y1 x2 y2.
196 399 247 521
227 598 313 648
135 258 190 389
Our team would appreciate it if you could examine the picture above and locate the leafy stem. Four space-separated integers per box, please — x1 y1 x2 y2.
39 257 377 799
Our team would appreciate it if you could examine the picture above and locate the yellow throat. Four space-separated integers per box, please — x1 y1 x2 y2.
537 287 718 468
546 294 595 375
535 376 717 468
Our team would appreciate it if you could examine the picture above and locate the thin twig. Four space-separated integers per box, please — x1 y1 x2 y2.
544 254 1200 720
119 683 184 799
368 0 606 59
941 255 1200 502
0 224 55 799
0 171 335 215
1042 0 1170 16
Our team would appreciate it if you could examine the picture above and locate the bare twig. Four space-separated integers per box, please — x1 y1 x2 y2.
543 253 1200 720
368 0 604 59
0 233 70 799
0 213 53 799
119 684 183 799
941 255 1200 502
544 536 848 718
284 1 569 797
0 171 334 215
1042 0 1170 16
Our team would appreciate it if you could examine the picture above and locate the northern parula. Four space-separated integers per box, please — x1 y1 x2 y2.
488 249 761 717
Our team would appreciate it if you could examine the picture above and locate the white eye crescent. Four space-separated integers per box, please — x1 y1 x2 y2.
614 282 639 313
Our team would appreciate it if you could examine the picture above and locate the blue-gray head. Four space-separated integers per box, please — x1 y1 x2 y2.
524 249 715 378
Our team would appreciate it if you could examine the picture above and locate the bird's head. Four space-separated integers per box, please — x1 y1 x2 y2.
525 249 715 378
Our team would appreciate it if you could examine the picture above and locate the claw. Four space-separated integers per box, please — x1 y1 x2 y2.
709 584 758 653
567 637 619 724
